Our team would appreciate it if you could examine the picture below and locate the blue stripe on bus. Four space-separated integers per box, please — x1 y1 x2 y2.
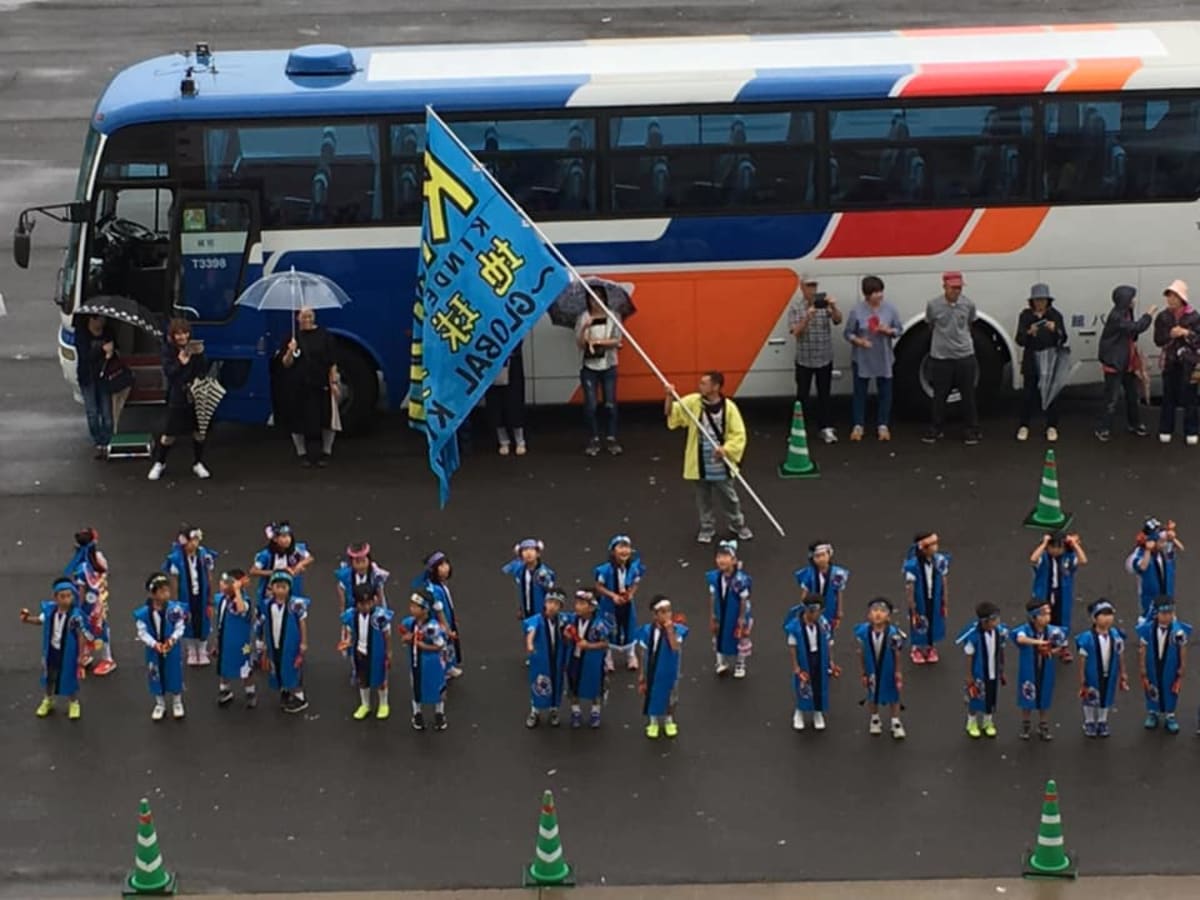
735 65 912 102
60 325 76 347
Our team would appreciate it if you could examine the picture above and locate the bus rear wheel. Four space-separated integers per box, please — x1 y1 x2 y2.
894 323 1005 420
333 339 380 435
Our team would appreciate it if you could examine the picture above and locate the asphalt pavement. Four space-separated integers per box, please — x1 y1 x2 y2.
5 1 1200 897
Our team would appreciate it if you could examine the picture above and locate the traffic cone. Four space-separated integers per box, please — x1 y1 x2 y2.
1022 779 1077 879
523 789 574 887
1023 449 1072 531
778 401 819 479
123 798 177 896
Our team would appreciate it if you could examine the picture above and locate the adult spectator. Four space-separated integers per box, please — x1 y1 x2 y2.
1154 279 1200 445
274 307 340 467
923 271 981 445
1095 285 1154 442
843 275 903 442
788 274 842 443
485 341 527 456
664 372 752 544
75 314 116 458
147 318 210 481
576 289 623 456
1014 283 1067 443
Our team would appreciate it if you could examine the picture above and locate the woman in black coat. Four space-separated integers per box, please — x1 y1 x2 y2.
1015 282 1067 442
273 306 340 467
148 318 210 480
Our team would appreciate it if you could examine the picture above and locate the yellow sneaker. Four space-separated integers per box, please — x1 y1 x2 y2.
645 722 661 739
68 700 81 720
353 704 371 720
376 703 390 720
966 719 981 739
983 721 997 738
664 720 679 738
35 698 53 718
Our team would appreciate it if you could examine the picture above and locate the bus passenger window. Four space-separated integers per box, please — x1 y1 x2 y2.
1044 102 1127 202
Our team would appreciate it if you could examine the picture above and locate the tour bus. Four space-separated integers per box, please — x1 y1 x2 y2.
15 22 1200 431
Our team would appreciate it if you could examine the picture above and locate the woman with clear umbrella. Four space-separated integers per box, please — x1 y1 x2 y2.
273 306 340 467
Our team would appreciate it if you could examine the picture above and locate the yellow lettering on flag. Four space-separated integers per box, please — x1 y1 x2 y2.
430 293 482 353
476 236 525 297
424 151 476 246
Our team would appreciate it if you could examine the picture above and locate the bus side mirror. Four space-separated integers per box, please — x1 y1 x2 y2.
67 202 88 223
12 215 32 269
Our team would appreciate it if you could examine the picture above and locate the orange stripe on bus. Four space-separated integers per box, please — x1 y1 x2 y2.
957 207 1049 255
1054 57 1142 92
899 26 1047 37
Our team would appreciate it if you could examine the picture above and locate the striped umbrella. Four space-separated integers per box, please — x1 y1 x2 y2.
189 375 226 441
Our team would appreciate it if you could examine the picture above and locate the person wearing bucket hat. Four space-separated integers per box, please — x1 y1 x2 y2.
1135 596 1191 734
1013 598 1069 741
1152 278 1200 444
1075 599 1128 738
133 573 188 721
258 570 311 714
1015 282 1068 442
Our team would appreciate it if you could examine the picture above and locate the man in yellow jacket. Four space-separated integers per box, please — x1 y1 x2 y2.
664 371 753 544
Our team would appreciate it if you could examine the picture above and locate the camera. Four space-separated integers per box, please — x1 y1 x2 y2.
813 292 829 310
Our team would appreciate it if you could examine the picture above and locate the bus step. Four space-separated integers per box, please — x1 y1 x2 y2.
107 433 154 460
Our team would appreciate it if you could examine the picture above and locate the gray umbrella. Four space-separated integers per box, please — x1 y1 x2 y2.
549 276 636 328
1037 346 1076 410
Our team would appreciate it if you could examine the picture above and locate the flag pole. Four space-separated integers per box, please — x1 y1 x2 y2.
426 107 786 538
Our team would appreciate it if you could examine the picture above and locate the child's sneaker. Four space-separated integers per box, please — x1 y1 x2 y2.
926 647 940 663
93 659 116 676
245 691 258 709
793 710 805 731
1144 712 1160 729
515 442 527 456
447 666 463 679
285 695 309 714
151 701 166 722
192 462 211 479
147 462 166 481
570 709 583 729
733 661 746 679
376 703 390 720
983 720 997 738
353 704 371 721
1166 715 1180 734
868 714 883 735
498 441 511 456
910 647 926 665
35 698 53 718
645 721 661 739
1038 722 1053 742
1082 720 1098 737
589 708 602 729
186 643 198 666
548 709 560 727
197 646 210 666
525 710 540 729
1019 721 1032 741
813 712 826 731
715 659 731 676
626 653 638 672
664 720 679 738
218 689 235 706
433 712 448 731
67 700 81 720
172 697 186 720
1097 721 1111 738
604 653 615 673
412 711 426 731
966 718 981 739
890 719 906 740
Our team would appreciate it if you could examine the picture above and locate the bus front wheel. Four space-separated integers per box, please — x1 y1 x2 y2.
334 339 380 435
894 323 1005 420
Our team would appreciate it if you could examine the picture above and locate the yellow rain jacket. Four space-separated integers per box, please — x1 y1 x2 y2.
666 393 747 481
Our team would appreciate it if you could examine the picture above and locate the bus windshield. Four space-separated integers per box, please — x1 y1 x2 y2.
59 126 101 313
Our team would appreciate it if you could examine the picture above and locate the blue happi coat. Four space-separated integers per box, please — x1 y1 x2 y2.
903 551 950 647
956 621 1008 713
421 580 461 668
708 567 752 656
594 555 645 649
636 622 689 717
164 544 218 640
785 614 833 713
341 606 393 689
335 560 390 610
134 601 187 696
564 611 609 702
1075 627 1126 708
525 612 570 710
855 622 905 707
402 615 448 705
1031 551 1079 632
214 592 256 681
1126 544 1177 620
38 599 90 698
1013 623 1068 711
257 595 309 691
503 558 556 620
1136 618 1192 714
792 564 849 626
254 542 311 601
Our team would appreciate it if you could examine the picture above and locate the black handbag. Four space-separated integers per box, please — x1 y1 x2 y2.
101 355 135 393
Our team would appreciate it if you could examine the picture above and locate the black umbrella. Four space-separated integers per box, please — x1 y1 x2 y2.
75 296 162 338
548 276 637 329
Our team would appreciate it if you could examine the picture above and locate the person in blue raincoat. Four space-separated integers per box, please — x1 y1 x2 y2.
1126 518 1183 622
66 527 116 677
903 532 950 665
400 591 448 732
636 594 690 740
1075 599 1129 738
1136 597 1191 734
564 590 610 729
213 569 257 709
593 535 645 673
707 540 752 679
792 540 849 629
257 571 310 714
334 542 390 610
502 538 556 626
249 521 314 602
20 578 92 720
785 597 838 732
418 550 462 679
164 525 218 668
339 583 393 721
133 573 187 722
956 601 1007 740
1029 531 1087 660
524 588 569 729
1013 599 1069 741
854 597 906 740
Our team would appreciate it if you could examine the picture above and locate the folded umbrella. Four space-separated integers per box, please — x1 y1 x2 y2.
189 375 227 442
1037 346 1076 411
549 276 636 329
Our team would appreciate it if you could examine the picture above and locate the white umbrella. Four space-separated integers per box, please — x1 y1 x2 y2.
234 266 352 339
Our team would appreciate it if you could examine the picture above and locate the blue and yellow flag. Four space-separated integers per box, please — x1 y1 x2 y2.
407 109 572 506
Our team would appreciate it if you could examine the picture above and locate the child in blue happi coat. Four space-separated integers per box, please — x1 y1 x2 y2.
1126 518 1184 622
1137 597 1191 734
401 591 448 732
785 597 838 732
525 588 570 728
1029 531 1087 661
636 594 689 740
20 578 92 720
164 525 218 668
419 550 462 679
792 540 849 630
1075 599 1129 738
903 532 950 665
133 573 187 722
250 521 314 602
66 527 116 677
855 597 906 740
339 583 394 721
335 542 390 610
503 538 557 626
707 539 752 679
564 590 610 728
593 534 645 673
957 601 1007 739
213 569 257 709
257 571 310 714
1013 599 1069 741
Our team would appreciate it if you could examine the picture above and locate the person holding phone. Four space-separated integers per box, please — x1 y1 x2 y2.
788 275 841 444
575 289 623 457
148 318 211 481
843 276 903 441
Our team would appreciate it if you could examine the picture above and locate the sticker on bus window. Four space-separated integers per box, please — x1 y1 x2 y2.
182 208 207 232
1071 314 1085 328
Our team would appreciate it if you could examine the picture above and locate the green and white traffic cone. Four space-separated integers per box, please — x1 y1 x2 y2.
778 401 819 479
1022 779 1078 879
123 798 177 896
523 789 574 887
1023 449 1072 531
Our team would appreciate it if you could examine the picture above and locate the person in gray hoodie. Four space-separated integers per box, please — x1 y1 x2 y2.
1095 285 1155 442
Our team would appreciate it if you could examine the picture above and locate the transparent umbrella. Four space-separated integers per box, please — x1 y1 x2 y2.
1037 346 1076 410
235 266 352 339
